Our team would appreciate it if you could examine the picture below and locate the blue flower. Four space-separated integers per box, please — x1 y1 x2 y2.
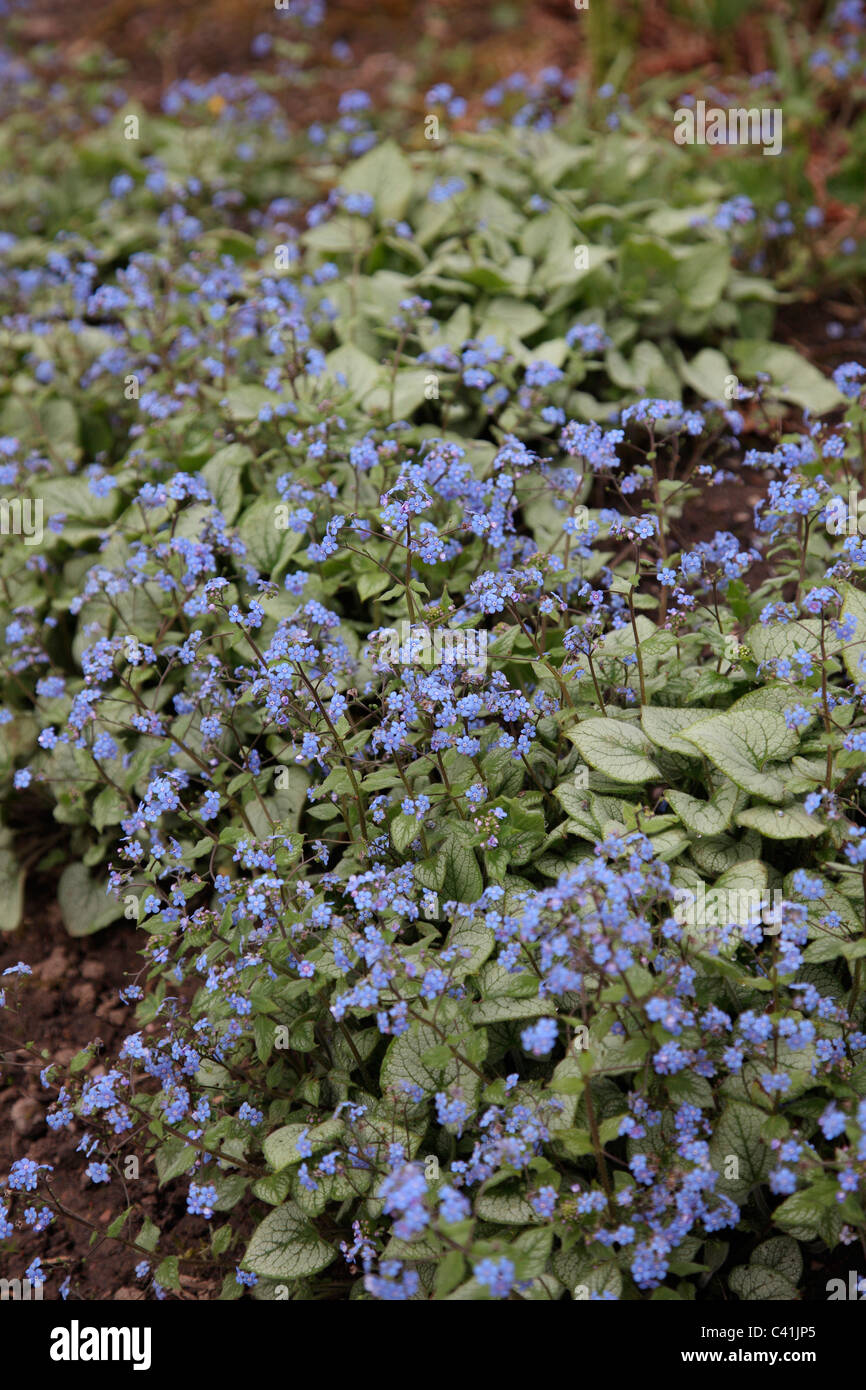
474 1257 515 1298
521 1017 558 1056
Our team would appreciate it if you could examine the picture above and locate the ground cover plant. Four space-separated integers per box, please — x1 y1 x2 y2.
2 0 866 1302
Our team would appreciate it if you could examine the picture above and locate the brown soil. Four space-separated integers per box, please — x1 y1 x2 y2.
0 893 229 1300
13 0 578 117
10 0 819 116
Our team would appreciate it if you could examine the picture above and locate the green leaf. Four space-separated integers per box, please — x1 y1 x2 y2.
728 1265 799 1301
40 398 80 448
263 1119 343 1171
224 386 278 422
107 1209 131 1240
678 710 799 803
708 1101 772 1202
155 1136 198 1185
629 340 680 398
390 811 422 855
511 1224 554 1278
735 803 824 840
238 496 301 574
356 564 391 603
478 297 546 342
552 780 598 836
666 790 730 836
212 1224 233 1256
39 475 114 525
254 1014 275 1065
710 860 770 927
745 617 835 668
730 682 823 716
680 347 733 400
365 369 431 419
434 1250 466 1299
783 870 860 940
804 936 866 964
201 443 251 522
689 833 761 878
0 836 24 932
92 786 126 833
665 1071 714 1108
556 1249 622 1300
840 583 866 685
773 1184 841 1243
155 1256 181 1292
241 1202 335 1282
381 1014 486 1100
469 958 554 1025
324 344 381 401
566 718 661 783
675 243 730 311
474 1186 540 1225
136 1217 160 1253
582 1263 622 1300
440 832 483 903
246 767 308 836
412 852 445 895
751 1236 803 1287
69 1045 94 1075
252 1171 294 1206
731 341 845 415
583 1030 649 1076
445 918 495 977
212 1173 249 1211
338 139 414 222
57 862 126 937
494 798 546 865
303 216 362 255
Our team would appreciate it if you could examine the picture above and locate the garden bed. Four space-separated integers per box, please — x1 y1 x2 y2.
2 0 866 1308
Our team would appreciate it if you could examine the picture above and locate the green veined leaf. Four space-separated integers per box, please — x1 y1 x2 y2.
380 1015 487 1099
735 803 824 840
772 1182 844 1245
566 718 661 783
241 1202 335 1281
678 710 799 803
783 869 860 939
641 706 715 756
745 617 838 668
439 832 484 902
666 790 730 836
728 1265 799 1301
708 1101 772 1202
751 1236 803 1287
840 582 866 684
263 1118 343 1172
